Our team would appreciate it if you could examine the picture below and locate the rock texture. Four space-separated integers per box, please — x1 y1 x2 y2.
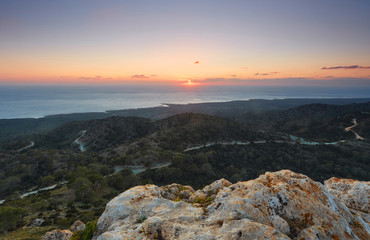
70 220 86 232
43 229 73 240
30 218 44 227
325 177 370 214
93 170 370 240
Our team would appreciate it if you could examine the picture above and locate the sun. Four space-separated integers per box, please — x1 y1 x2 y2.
187 80 192 85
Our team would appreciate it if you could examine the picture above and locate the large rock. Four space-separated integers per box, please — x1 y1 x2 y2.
43 229 73 240
70 220 86 232
93 170 370 240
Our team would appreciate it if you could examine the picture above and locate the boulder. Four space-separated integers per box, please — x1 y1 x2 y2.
70 220 86 232
30 218 44 227
93 170 370 240
43 229 73 240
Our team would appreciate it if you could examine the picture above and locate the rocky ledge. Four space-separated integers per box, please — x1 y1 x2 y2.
87 170 369 239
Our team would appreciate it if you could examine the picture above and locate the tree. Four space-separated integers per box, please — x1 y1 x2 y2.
0 206 28 232
37 175 55 187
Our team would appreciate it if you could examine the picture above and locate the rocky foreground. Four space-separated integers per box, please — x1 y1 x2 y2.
46 170 370 240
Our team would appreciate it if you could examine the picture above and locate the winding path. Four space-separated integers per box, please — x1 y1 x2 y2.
113 162 172 175
17 141 34 152
345 119 364 140
183 137 346 152
73 130 87 152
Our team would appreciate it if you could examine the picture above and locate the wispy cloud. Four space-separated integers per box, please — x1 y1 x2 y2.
131 74 149 79
79 76 112 80
255 72 279 76
322 65 370 70
191 77 370 87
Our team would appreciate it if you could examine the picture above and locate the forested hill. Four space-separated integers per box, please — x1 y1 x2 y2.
1 113 262 152
239 101 370 141
1 98 369 142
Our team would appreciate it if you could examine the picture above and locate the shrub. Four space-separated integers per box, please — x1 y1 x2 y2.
0 206 28 232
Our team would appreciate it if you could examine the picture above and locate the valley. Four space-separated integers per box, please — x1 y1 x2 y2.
0 99 369 239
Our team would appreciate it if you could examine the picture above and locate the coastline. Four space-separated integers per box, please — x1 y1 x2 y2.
1 97 370 120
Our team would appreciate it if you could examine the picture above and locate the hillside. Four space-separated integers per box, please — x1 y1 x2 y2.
239 102 370 141
1 98 370 143
1 106 370 239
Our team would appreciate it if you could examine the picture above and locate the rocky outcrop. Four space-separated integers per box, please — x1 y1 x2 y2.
325 177 370 226
93 170 370 240
43 229 73 240
325 177 369 214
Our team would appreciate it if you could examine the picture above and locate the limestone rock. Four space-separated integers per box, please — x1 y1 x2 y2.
70 220 86 232
30 218 44 227
202 178 232 195
160 183 195 201
93 170 370 240
189 178 231 204
325 177 370 213
43 229 73 240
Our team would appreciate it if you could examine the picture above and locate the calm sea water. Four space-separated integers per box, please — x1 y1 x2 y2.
1 85 370 119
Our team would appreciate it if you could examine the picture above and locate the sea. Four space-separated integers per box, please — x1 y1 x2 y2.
1 85 370 119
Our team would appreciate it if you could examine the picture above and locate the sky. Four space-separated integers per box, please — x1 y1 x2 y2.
0 0 370 86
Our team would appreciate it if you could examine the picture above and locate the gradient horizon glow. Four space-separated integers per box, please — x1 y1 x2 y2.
1 0 370 86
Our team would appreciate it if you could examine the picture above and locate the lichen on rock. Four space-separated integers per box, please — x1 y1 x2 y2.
92 170 370 240
43 229 73 240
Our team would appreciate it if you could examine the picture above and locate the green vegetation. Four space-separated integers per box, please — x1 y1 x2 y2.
0 206 28 232
135 215 147 224
0 226 55 240
1 110 369 238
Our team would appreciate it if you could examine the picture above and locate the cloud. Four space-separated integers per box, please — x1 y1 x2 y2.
131 74 149 79
242 67 248 69
193 77 370 87
150 74 158 77
322 65 370 70
79 75 112 80
194 61 199 64
231 74 237 77
255 72 279 76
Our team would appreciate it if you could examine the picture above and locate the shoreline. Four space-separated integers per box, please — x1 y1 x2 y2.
1 97 370 120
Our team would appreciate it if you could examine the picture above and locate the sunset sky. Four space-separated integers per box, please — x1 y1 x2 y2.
1 0 370 86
